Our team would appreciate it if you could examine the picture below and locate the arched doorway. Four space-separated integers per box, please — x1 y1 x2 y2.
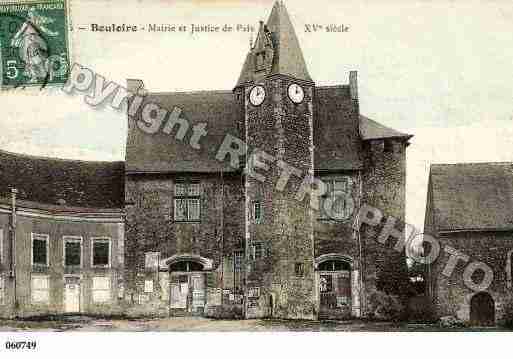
166 257 209 316
470 292 495 326
316 256 352 320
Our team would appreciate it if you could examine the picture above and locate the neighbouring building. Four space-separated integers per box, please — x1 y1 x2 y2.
424 163 513 326
0 152 125 318
0 1 412 319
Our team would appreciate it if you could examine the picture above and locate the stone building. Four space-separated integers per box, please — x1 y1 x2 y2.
0 2 412 319
424 163 513 325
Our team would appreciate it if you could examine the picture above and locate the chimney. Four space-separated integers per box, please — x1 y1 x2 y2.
349 71 358 101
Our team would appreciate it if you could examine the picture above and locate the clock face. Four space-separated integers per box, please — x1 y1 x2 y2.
249 85 266 106
288 83 305 104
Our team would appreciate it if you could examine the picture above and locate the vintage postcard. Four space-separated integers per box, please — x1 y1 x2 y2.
0 0 511 357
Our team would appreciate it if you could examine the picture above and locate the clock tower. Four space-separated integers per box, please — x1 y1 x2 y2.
235 1 316 319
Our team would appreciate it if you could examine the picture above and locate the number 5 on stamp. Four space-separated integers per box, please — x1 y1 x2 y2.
0 0 70 89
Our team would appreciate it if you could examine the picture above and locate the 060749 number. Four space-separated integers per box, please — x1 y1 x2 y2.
5 341 37 350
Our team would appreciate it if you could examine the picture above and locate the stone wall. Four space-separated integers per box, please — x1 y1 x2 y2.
430 231 513 324
124 172 245 316
244 76 316 320
360 138 410 313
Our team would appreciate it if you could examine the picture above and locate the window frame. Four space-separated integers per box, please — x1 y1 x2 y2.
91 237 112 268
233 250 243 271
255 51 266 71
319 177 351 220
251 242 265 261
63 236 83 268
253 200 263 224
31 233 50 267
145 251 160 270
295 262 305 277
173 180 202 223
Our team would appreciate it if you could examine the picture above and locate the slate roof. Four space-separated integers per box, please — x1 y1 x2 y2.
125 85 411 173
359 115 412 141
125 90 241 173
0 150 124 209
428 163 513 232
236 1 312 86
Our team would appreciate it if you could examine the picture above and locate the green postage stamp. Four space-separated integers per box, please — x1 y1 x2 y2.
0 0 69 89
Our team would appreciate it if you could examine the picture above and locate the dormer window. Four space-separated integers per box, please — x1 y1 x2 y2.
255 51 266 71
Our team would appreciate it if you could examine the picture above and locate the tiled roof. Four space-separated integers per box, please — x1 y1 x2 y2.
428 163 513 232
0 150 124 209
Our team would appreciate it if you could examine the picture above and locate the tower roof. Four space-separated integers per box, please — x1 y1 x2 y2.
236 1 312 87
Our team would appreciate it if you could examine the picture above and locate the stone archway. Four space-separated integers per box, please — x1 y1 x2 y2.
315 254 353 320
163 254 213 316
470 292 495 326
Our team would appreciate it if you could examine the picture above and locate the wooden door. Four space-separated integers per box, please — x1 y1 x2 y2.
470 292 495 326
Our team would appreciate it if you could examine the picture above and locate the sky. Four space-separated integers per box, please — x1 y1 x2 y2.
1 0 513 231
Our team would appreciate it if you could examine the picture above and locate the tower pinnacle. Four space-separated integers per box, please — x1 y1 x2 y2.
235 1 312 87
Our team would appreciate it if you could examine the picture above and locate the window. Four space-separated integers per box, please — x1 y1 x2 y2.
32 234 49 266
144 280 154 293
145 252 160 270
92 276 111 303
63 237 82 267
31 274 50 304
320 274 333 293
295 262 304 277
251 243 265 260
234 251 243 271
318 260 351 271
384 140 394 153
319 178 351 220
92 238 111 267
255 52 266 71
174 180 201 222
253 201 262 224
169 260 203 272
248 287 260 298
